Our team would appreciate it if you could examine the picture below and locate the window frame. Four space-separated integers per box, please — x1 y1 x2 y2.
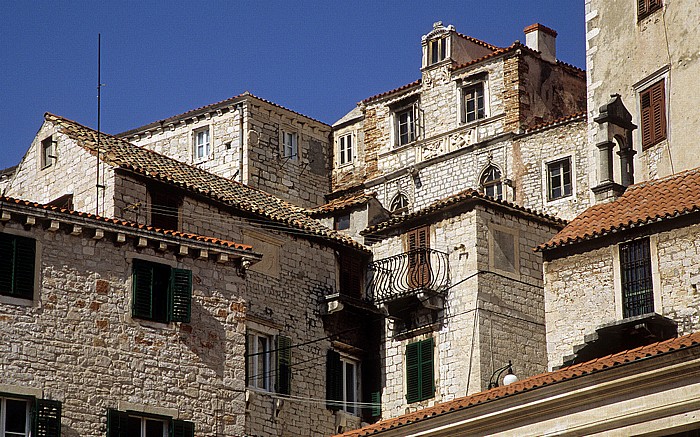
0 394 62 437
394 104 418 147
41 136 55 169
480 165 503 200
107 409 194 437
0 396 31 437
334 214 350 231
619 238 655 318
338 133 354 166
461 82 486 124
428 37 447 65
340 355 360 415
193 127 211 162
246 330 273 391
326 350 361 415
546 157 573 201
0 232 37 301
390 193 409 213
405 338 435 404
639 79 667 150
281 130 298 160
131 259 192 324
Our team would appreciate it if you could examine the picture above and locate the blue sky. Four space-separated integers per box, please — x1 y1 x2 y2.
0 1 585 170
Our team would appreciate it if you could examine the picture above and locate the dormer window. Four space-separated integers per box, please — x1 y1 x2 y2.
429 37 447 65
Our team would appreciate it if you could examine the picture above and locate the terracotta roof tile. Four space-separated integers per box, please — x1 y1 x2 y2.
45 113 368 253
453 31 501 51
0 196 254 252
337 331 700 437
362 188 564 236
360 79 422 104
540 168 700 251
308 192 377 217
523 111 586 134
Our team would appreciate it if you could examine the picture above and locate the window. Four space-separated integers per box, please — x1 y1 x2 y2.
339 133 354 165
282 131 298 159
620 238 654 318
428 37 447 65
0 233 36 300
638 0 662 20
326 350 360 414
462 83 485 123
334 214 350 231
390 193 409 213
339 251 363 299
405 338 434 403
148 186 181 231
193 128 210 161
405 226 430 289
131 259 192 324
547 157 572 201
640 80 666 149
107 409 194 437
396 107 416 146
41 136 55 168
480 166 503 200
0 396 61 437
246 332 292 394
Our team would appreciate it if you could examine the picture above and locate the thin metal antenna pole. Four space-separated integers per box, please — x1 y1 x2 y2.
96 33 101 216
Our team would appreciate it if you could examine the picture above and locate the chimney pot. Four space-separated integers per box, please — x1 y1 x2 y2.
524 23 557 63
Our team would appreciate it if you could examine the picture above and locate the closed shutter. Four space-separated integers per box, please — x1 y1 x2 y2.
132 260 154 319
406 338 434 403
406 226 430 288
638 0 648 16
420 338 435 400
171 419 195 437
326 350 342 410
339 253 363 298
405 341 421 403
13 236 36 299
640 81 666 149
276 335 292 395
169 268 192 323
34 399 61 437
0 233 14 293
106 409 129 437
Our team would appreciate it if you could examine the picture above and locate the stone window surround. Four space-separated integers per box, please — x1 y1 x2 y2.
126 252 178 329
192 125 212 163
280 127 299 160
612 235 662 320
0 228 41 308
337 351 361 415
40 135 56 170
390 98 420 148
457 72 490 126
543 153 576 204
633 66 670 153
246 319 281 394
337 131 355 167
427 36 449 66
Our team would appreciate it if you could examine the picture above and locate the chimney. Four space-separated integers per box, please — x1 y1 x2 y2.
524 23 557 63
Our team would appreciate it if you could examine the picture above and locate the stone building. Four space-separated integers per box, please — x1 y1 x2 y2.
0 195 257 436
2 113 374 436
585 0 700 192
330 22 589 223
118 92 332 209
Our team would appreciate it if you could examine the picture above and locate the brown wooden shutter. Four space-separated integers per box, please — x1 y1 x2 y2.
406 226 430 288
339 252 363 299
640 80 666 150
638 0 648 17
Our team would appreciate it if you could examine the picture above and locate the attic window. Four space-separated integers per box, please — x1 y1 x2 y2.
429 37 447 65
41 136 55 169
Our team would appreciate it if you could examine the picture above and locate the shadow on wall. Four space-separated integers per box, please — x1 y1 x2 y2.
178 300 227 378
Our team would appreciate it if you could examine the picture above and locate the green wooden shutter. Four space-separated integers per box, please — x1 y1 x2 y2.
326 349 342 410
420 338 435 400
106 409 130 437
13 236 36 299
169 268 192 323
370 391 382 418
276 335 292 395
171 419 195 437
405 341 420 403
34 399 61 437
0 233 16 294
132 260 154 319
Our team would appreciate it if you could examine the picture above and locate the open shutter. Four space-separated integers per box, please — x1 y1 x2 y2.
34 399 61 437
326 350 342 410
0 233 16 294
405 341 420 403
170 268 192 323
132 260 154 319
420 338 435 400
276 335 292 395
370 391 382 418
171 419 195 437
651 81 666 145
106 409 129 437
640 89 653 148
13 236 36 299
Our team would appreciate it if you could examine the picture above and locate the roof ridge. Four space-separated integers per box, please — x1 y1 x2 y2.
453 31 501 51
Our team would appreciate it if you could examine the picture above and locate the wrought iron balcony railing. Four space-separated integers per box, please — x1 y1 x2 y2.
366 248 449 305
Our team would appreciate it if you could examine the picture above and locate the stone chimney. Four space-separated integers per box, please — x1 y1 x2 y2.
524 23 557 63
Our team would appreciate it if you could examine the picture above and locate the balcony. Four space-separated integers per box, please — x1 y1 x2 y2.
366 248 450 308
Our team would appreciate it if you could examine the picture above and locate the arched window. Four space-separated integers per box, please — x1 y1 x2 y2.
390 193 409 213
480 166 502 200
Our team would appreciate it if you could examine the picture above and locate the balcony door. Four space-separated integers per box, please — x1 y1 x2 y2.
406 225 430 288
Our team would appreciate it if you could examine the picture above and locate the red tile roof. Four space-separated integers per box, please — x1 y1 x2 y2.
336 331 700 436
540 167 700 250
308 192 377 217
522 111 586 134
361 79 422 104
46 113 369 253
454 31 501 51
0 196 254 252
362 188 564 236
117 91 329 137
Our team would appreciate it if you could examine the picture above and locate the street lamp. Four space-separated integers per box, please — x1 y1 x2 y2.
488 360 518 389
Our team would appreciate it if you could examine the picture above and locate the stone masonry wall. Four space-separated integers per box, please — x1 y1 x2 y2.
0 221 248 436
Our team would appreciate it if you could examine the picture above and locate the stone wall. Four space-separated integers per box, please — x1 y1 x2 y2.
0 220 248 436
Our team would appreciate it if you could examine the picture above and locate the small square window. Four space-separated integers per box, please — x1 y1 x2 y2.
282 131 298 159
462 83 485 123
547 157 573 201
339 134 354 165
41 136 54 168
0 233 36 300
396 108 416 147
193 128 211 161
132 259 192 324
334 214 350 231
